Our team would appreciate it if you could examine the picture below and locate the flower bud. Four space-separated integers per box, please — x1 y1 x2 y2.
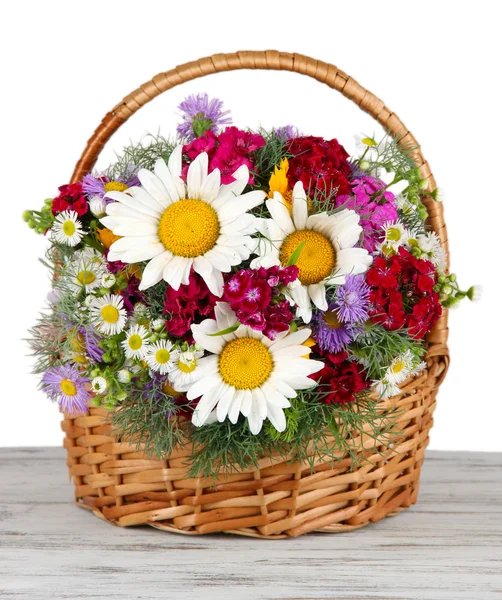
90 397 102 407
117 369 132 384
22 210 32 222
359 160 371 171
101 273 116 289
89 196 107 217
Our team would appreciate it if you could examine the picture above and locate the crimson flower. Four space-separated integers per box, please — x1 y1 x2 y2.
52 182 88 216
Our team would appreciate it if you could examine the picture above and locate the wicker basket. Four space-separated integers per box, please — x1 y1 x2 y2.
62 51 450 538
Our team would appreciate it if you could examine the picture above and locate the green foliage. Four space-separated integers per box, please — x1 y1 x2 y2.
347 323 426 380
106 134 176 179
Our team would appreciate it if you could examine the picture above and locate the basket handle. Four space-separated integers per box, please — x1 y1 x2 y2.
70 50 447 260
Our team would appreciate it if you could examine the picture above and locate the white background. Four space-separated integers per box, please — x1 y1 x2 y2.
2 0 501 450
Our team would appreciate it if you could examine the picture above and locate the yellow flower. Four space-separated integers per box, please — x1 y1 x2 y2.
302 335 316 359
268 158 293 211
97 227 121 249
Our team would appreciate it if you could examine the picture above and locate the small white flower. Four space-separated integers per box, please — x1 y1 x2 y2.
121 324 150 359
90 294 127 335
117 369 132 384
52 210 84 247
91 376 108 394
382 221 407 247
467 285 483 303
415 231 447 271
84 294 96 308
145 340 179 375
67 249 106 293
395 193 417 216
373 379 402 399
385 350 416 385
101 273 116 288
47 289 61 304
170 347 205 391
89 196 107 217
151 318 165 332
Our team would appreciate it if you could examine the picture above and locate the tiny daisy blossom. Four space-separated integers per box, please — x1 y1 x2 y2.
145 340 179 375
187 302 324 435
252 181 372 323
381 221 408 249
122 324 150 359
67 249 106 293
52 210 84 247
373 351 427 399
170 347 205 391
91 376 108 394
90 294 127 335
373 379 402 400
42 364 91 414
414 231 447 271
101 273 116 289
101 146 266 296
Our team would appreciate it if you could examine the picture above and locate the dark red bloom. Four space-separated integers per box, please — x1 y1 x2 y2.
52 182 88 216
163 272 218 338
222 266 298 340
286 136 352 197
312 350 369 404
366 248 442 339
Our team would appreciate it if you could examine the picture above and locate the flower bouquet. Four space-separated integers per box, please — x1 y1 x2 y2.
25 52 474 537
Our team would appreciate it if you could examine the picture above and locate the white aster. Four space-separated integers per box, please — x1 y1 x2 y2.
66 248 106 293
121 324 150 359
101 146 266 296
186 302 324 435
414 231 447 271
91 376 108 394
90 293 127 335
145 340 179 375
251 181 372 323
373 350 427 399
52 210 84 247
169 347 205 391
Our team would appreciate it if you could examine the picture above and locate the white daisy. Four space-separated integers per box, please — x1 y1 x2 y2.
186 302 324 435
101 146 266 296
90 294 127 335
52 210 84 246
169 347 205 391
121 324 150 359
251 182 372 323
414 231 447 271
91 376 108 394
373 351 426 399
67 249 106 293
145 340 179 374
101 273 116 289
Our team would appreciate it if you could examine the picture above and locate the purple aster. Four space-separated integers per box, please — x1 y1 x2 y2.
312 306 356 353
332 275 370 323
82 168 139 200
177 93 232 141
41 364 91 414
273 125 300 141
79 326 104 363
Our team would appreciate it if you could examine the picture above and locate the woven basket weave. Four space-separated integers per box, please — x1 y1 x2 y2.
62 50 450 538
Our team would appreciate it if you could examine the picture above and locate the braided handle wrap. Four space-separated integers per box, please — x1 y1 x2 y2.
71 50 449 356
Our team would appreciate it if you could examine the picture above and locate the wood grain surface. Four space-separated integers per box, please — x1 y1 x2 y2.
0 448 500 600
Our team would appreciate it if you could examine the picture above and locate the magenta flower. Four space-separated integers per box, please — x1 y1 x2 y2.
42 364 91 414
177 93 232 141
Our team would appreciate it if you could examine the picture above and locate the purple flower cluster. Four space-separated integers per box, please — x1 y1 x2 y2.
312 275 370 353
82 169 139 200
177 93 232 141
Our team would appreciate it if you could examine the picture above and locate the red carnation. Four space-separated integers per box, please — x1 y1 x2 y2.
52 182 88 217
366 248 442 339
163 272 218 338
286 136 352 197
312 350 369 404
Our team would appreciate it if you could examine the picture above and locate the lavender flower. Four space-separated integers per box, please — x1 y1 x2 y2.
312 305 356 353
79 326 104 363
42 364 91 414
332 275 370 323
177 93 232 141
273 125 300 141
82 169 139 200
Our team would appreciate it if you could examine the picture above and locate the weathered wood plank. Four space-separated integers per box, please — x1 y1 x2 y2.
0 448 500 599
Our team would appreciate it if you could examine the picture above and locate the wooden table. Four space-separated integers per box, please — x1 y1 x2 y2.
0 448 500 600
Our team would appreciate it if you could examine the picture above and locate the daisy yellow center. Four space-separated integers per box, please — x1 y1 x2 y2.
386 227 402 242
128 334 143 350
63 220 76 236
104 181 129 193
391 360 406 374
60 378 77 396
323 310 342 329
178 360 196 373
155 348 171 364
279 230 336 285
77 270 96 285
158 199 219 258
101 305 119 324
219 338 273 390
